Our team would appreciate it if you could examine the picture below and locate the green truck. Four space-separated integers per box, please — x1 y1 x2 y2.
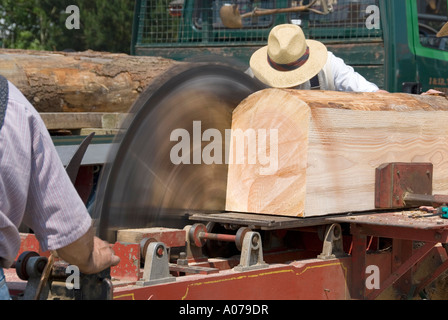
131 0 448 93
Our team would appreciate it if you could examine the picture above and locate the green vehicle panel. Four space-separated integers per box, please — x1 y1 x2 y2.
132 0 448 93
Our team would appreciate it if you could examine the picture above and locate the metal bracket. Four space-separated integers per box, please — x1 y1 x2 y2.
375 162 433 209
317 223 347 260
234 231 268 272
184 225 206 260
136 242 175 286
15 251 113 300
20 255 51 300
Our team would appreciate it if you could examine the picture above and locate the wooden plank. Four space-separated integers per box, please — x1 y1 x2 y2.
40 112 129 130
41 113 102 130
116 228 186 248
225 89 448 218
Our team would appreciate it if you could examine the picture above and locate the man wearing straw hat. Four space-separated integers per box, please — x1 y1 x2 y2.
248 24 386 92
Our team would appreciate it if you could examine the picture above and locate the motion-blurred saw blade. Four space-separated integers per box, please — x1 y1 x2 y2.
92 64 264 242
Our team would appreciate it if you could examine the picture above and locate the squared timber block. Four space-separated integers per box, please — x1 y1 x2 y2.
375 162 433 209
117 227 186 248
225 89 448 218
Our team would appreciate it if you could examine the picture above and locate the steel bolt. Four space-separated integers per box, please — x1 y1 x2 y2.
156 245 164 257
36 259 47 274
252 234 259 246
177 252 188 266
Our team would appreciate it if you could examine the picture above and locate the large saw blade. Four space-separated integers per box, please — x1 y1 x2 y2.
92 64 264 242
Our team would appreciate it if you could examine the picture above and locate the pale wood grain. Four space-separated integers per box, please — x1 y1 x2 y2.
225 89 448 217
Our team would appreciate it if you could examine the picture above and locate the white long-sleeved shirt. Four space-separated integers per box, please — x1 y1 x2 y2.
0 80 92 268
247 51 380 92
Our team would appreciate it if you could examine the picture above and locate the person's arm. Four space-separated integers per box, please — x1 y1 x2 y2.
329 52 385 92
6 81 120 273
422 89 445 96
56 227 120 274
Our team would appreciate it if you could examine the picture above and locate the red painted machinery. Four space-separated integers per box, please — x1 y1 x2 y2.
5 65 448 301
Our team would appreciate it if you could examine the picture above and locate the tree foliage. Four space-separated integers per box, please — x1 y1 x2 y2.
0 0 135 53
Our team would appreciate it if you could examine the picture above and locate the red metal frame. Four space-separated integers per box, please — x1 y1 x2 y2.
339 212 448 300
5 211 448 300
111 212 448 300
113 259 352 300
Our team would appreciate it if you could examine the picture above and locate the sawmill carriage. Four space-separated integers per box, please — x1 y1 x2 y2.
5 0 448 301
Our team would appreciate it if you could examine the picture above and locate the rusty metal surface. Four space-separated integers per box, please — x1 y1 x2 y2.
327 210 448 230
111 242 141 282
403 193 448 207
375 162 433 209
117 227 186 249
189 212 333 230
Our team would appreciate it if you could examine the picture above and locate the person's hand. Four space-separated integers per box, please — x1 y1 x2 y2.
82 237 120 274
56 227 120 275
419 206 437 213
421 89 445 96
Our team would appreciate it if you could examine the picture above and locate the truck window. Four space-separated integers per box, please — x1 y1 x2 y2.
193 0 276 29
288 0 382 40
139 0 183 44
417 0 448 51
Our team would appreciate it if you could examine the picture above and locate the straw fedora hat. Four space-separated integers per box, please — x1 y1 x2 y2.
437 22 448 37
250 24 328 88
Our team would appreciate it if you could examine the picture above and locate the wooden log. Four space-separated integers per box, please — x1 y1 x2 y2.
225 89 448 218
0 49 181 113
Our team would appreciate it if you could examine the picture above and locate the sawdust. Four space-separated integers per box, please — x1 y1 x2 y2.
422 273 448 300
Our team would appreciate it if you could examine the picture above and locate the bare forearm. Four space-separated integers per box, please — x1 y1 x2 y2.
56 227 120 274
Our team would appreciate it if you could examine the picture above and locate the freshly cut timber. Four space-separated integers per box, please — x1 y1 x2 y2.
225 89 448 218
0 49 181 113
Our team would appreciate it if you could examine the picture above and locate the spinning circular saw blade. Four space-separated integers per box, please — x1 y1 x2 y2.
92 64 264 242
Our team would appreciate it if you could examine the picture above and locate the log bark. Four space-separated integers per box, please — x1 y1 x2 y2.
225 89 448 218
0 49 182 113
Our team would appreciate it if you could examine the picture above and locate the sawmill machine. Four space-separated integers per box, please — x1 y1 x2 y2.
5 0 448 304
6 62 448 302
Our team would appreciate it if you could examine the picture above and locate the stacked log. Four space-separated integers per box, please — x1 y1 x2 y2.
0 49 181 113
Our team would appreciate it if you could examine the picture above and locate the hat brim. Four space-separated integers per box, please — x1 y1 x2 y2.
250 39 328 88
437 22 448 37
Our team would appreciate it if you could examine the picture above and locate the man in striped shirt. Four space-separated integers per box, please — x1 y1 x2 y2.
0 77 120 300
